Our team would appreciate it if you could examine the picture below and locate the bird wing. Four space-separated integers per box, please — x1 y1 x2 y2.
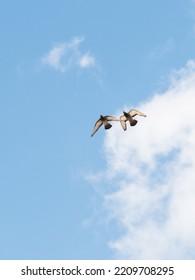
129 109 147 117
120 115 127 131
91 119 103 137
105 115 119 121
120 115 127 121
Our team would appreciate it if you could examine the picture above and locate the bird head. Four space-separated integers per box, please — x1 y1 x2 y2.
123 111 129 117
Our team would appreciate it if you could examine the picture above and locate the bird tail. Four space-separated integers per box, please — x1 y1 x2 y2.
129 119 138 126
105 123 112 129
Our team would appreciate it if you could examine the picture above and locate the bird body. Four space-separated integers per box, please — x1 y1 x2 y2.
91 115 119 137
120 109 146 131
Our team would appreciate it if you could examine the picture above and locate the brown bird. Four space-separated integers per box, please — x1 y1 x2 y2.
91 115 119 137
120 109 147 131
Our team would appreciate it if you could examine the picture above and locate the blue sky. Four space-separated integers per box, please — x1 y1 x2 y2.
1 0 195 259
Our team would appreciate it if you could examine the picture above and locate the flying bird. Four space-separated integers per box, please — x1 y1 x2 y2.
91 115 119 137
120 109 147 131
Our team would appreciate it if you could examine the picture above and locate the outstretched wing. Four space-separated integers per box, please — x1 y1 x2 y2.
105 115 119 121
91 119 103 137
129 109 147 117
120 115 127 131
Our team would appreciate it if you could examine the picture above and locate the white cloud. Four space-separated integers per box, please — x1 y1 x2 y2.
41 44 66 72
97 60 195 259
41 37 95 73
79 53 95 68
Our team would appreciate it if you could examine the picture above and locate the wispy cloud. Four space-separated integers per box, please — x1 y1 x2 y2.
41 37 96 73
149 39 174 60
41 44 67 72
93 60 195 259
